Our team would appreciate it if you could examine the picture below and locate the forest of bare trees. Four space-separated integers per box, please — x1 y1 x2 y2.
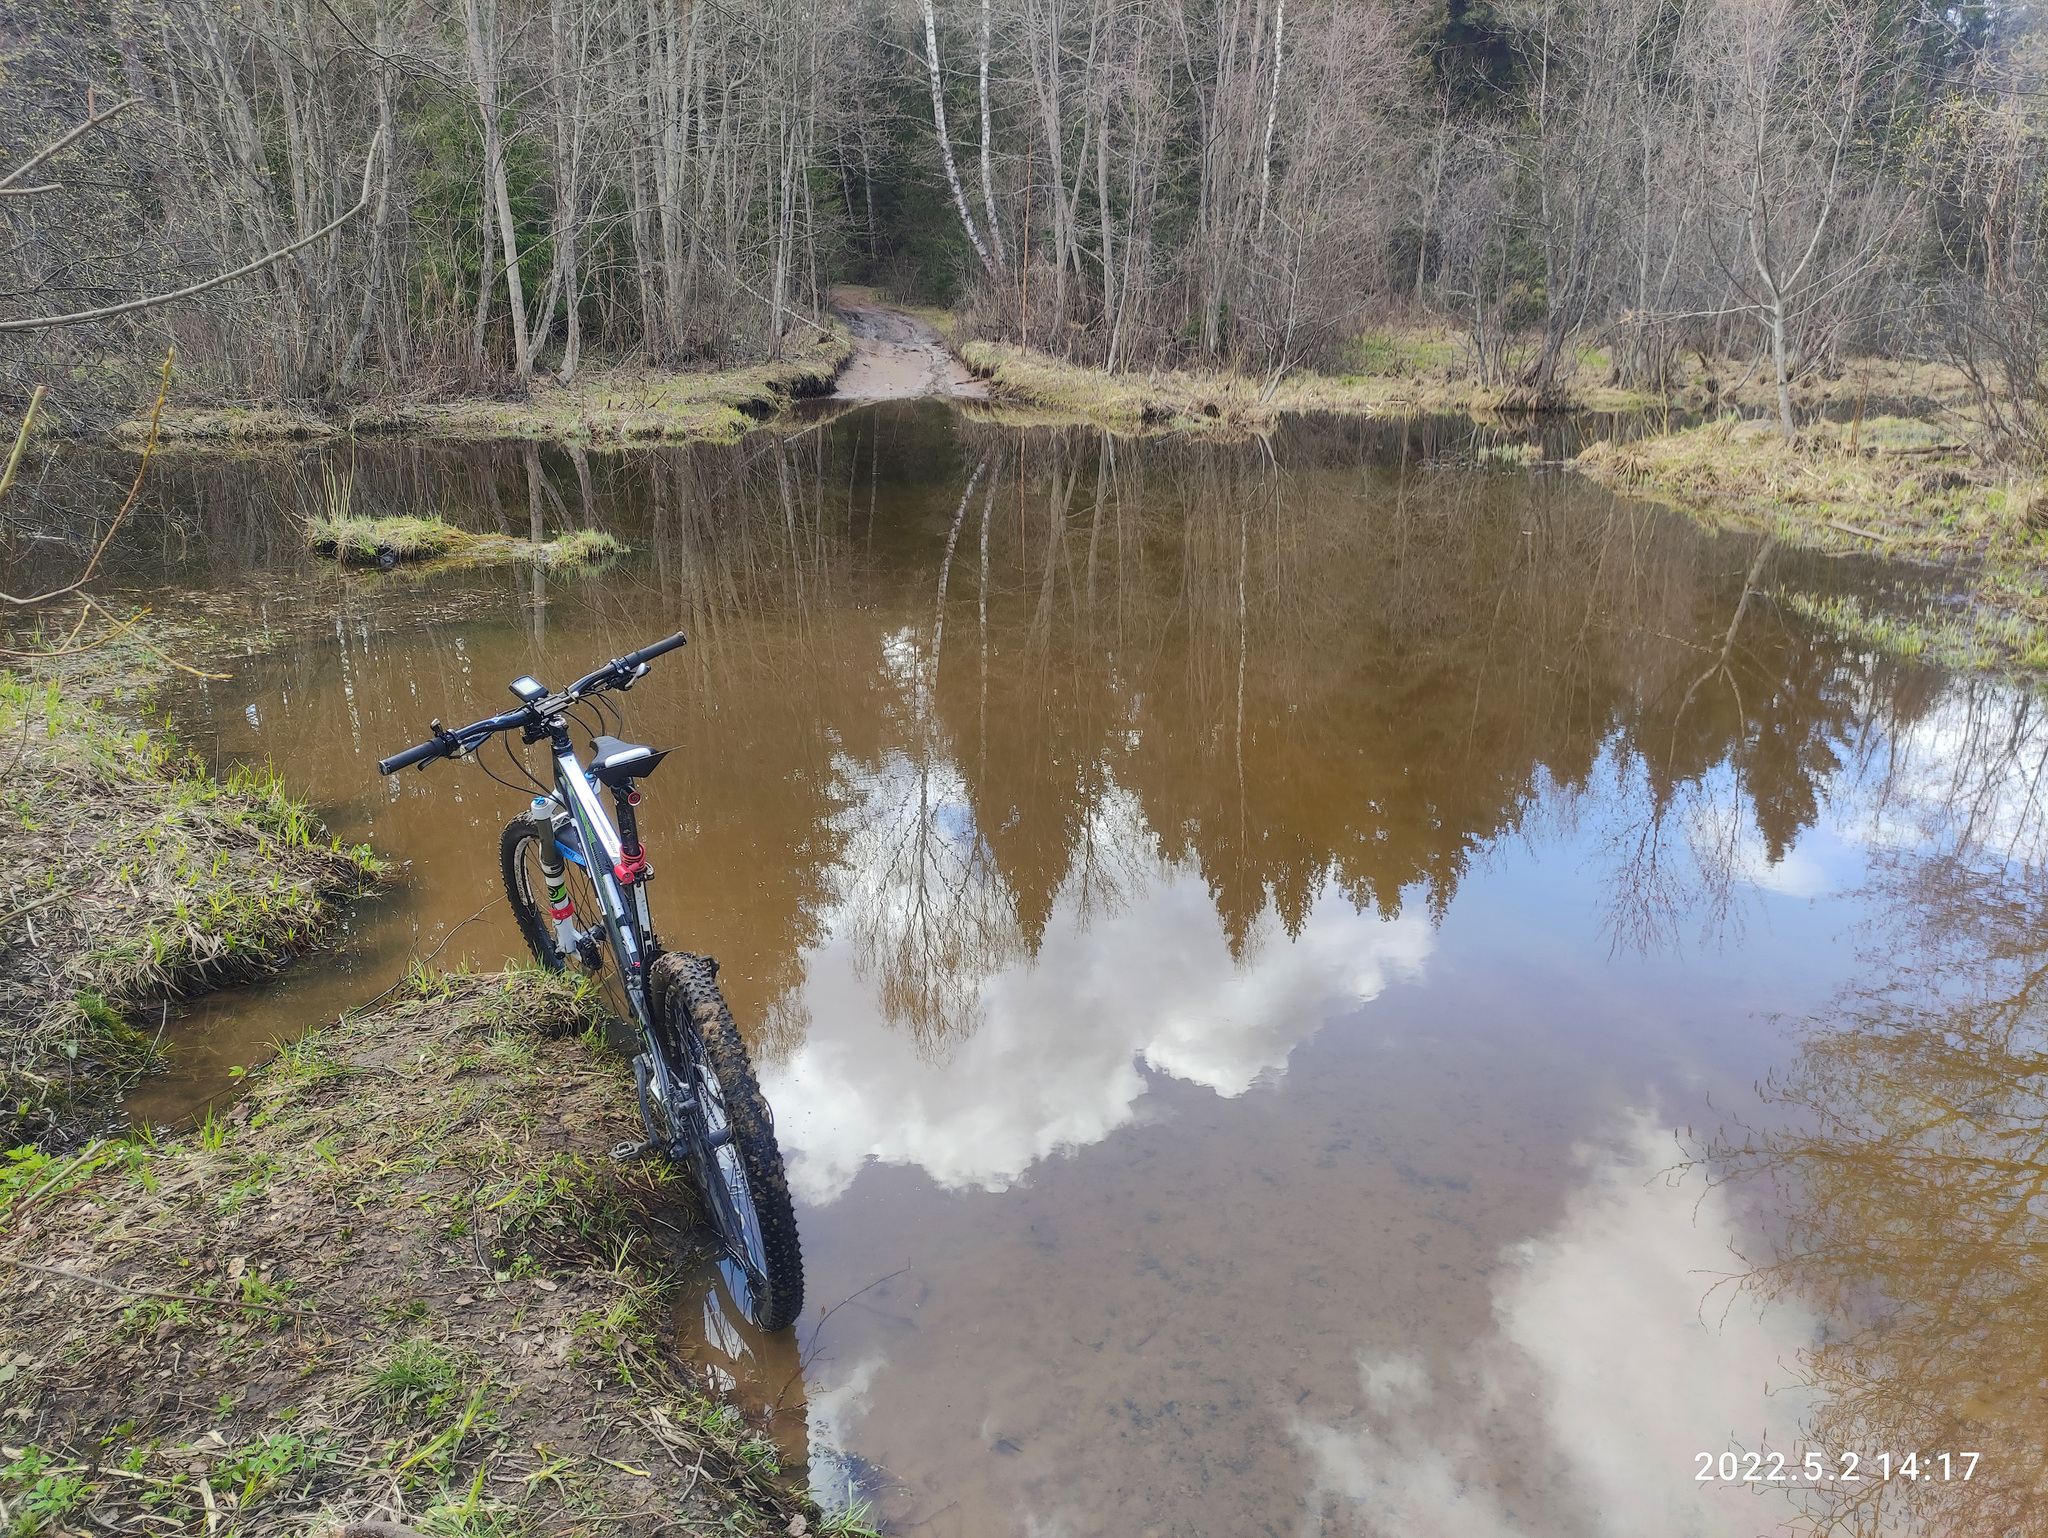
3 0 2045 423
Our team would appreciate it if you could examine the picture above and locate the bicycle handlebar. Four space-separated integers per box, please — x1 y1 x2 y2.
377 736 452 775
375 631 687 777
624 630 689 669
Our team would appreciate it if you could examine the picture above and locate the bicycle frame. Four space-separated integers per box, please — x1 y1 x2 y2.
532 726 695 1141
548 737 653 1017
538 734 763 1281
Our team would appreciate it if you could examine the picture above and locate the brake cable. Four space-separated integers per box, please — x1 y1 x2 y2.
474 732 548 800
500 731 552 797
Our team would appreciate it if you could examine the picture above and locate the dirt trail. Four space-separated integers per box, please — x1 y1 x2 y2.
832 298 988 401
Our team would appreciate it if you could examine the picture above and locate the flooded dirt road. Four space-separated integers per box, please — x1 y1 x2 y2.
831 300 988 401
47 403 2048 1536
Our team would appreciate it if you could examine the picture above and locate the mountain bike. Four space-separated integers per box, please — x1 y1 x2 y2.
376 633 804 1331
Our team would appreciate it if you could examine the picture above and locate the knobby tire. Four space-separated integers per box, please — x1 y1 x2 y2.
502 815 641 1025
509 818 801 1330
502 817 565 969
657 953 805 1332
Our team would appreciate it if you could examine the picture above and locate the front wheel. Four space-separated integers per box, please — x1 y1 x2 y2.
502 815 644 1026
503 816 571 971
657 953 804 1332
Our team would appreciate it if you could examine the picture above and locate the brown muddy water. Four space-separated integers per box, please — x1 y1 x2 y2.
23 402 2048 1536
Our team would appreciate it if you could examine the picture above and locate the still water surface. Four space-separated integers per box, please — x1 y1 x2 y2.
73 403 2048 1536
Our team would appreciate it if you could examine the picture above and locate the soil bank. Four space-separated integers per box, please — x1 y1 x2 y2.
0 968 852 1537
0 673 380 1149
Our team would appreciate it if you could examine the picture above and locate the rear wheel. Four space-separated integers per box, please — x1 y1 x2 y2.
658 954 804 1332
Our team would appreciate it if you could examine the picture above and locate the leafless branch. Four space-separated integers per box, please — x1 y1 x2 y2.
0 97 138 191
0 130 384 335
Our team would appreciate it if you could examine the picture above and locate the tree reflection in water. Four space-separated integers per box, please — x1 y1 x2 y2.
90 401 2048 1528
103 406 1906 1049
1712 834 2048 1534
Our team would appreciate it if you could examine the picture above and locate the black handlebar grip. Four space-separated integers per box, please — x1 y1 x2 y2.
377 738 446 776
620 631 688 669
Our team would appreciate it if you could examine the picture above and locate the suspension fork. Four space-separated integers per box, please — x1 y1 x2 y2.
526 797 580 953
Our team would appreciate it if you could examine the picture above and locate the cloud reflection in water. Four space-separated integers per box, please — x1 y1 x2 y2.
761 760 1433 1204
1295 1116 1824 1538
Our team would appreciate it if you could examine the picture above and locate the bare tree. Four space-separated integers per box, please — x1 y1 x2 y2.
1692 0 1890 439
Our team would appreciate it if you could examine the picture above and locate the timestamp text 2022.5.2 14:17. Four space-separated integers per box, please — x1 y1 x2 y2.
1695 1451 1979 1484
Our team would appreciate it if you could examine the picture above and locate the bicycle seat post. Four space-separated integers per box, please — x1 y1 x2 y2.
612 780 649 885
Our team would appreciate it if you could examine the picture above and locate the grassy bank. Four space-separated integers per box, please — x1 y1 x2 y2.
306 516 626 570
0 967 861 1538
0 675 381 1147
951 333 1666 431
118 331 853 449
941 319 1972 429
1576 415 2048 671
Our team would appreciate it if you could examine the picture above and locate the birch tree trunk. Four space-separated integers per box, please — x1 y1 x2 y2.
463 0 532 376
924 0 1000 273
1257 0 1284 235
980 0 1007 268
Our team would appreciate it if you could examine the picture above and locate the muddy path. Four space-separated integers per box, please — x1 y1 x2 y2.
830 298 988 402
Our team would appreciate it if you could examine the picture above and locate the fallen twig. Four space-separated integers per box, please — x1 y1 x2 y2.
0 604 150 659
0 99 138 193
0 890 67 930
81 595 231 680
0 131 383 334
1825 519 1905 544
0 386 46 504
3 351 173 607
0 1255 317 1318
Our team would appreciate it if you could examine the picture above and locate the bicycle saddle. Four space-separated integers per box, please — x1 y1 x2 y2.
589 735 670 787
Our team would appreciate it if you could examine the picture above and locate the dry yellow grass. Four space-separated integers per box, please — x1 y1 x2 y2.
955 330 1661 431
123 327 853 448
304 514 626 569
1578 414 2048 671
377 329 851 443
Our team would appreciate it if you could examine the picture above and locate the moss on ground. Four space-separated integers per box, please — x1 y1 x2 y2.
0 968 870 1538
376 338 851 446
953 316 1988 427
1576 414 2048 673
539 528 629 567
111 406 339 449
364 334 850 444
305 516 627 570
0 675 381 1147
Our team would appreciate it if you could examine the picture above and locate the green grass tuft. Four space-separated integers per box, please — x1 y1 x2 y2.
541 528 628 566
306 514 472 562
